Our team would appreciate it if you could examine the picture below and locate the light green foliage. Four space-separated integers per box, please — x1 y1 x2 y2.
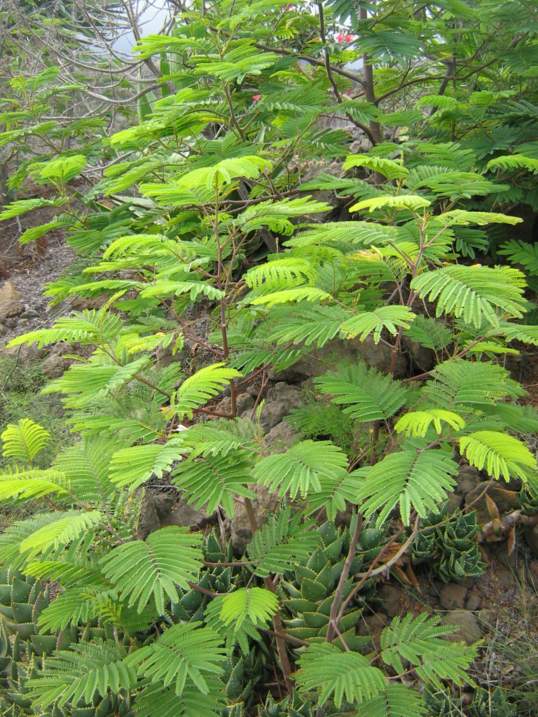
1 418 50 463
126 622 226 696
410 265 526 327
1 0 537 713
315 363 409 422
380 613 477 687
459 431 537 481
395 410 466 437
253 439 348 498
174 363 241 419
220 587 278 628
100 527 204 613
296 642 386 707
27 641 136 709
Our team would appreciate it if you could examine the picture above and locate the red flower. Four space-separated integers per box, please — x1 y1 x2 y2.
252 94 262 102
336 32 355 44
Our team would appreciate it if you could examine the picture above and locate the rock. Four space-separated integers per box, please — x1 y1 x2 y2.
0 280 23 320
280 337 407 381
465 589 482 611
264 420 300 451
162 502 208 530
446 492 462 513
403 337 435 372
456 466 482 497
528 560 538 582
378 583 410 618
41 351 68 379
0 323 6 337
477 609 495 629
442 609 482 644
230 485 280 550
214 391 255 417
259 382 303 430
358 612 388 645
524 524 538 558
439 583 468 610
1 343 39 365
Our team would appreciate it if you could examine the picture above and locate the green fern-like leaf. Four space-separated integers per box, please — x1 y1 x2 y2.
422 359 524 409
220 587 278 628
247 508 320 577
356 448 458 526
172 452 254 515
250 287 332 306
315 363 410 422
395 410 465 437
245 257 316 289
381 613 477 687
296 642 386 707
500 240 538 275
459 431 537 481
253 440 348 499
350 195 431 213
174 363 241 419
487 153 538 174
340 306 415 343
0 468 67 502
355 683 426 717
126 622 226 696
20 510 104 555
264 304 350 348
100 526 203 613
410 265 526 327
1 418 50 462
343 154 409 180
109 437 184 490
305 468 368 521
27 641 135 709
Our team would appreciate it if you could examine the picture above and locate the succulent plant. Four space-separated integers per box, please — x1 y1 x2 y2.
280 522 383 649
412 507 485 583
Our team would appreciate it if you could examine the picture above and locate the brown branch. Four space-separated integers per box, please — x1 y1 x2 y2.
327 515 363 642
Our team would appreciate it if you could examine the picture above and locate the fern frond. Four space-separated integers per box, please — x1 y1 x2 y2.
343 154 409 180
264 304 350 348
285 221 399 249
340 306 415 343
172 452 254 516
296 642 386 707
27 641 135 709
134 680 225 717
54 437 118 500
244 257 316 289
356 448 458 525
499 240 538 275
220 587 278 628
140 279 225 301
487 153 538 173
20 510 104 555
350 195 431 213
109 437 184 490
7 308 123 348
495 322 538 346
355 684 427 717
253 440 348 499
37 586 106 631
459 431 537 481
422 359 524 408
126 622 226 696
381 613 477 687
436 209 522 227
0 512 63 568
247 508 320 577
395 410 465 437
305 469 368 520
1 418 50 463
100 526 203 613
24 558 107 588
315 363 410 422
175 363 241 419
0 468 67 502
410 265 526 327
404 316 452 350
250 287 332 306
